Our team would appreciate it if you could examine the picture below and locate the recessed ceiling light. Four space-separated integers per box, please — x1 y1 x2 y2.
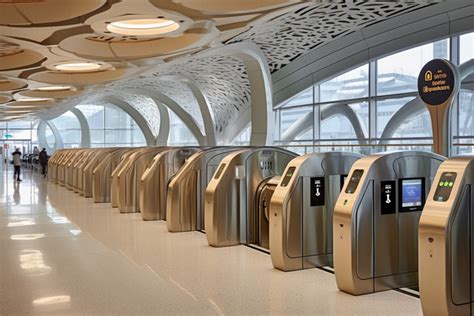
54 62 101 73
106 18 179 36
16 97 53 102
35 86 72 92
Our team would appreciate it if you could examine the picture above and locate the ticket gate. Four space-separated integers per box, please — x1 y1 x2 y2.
167 147 241 231
419 156 474 316
47 150 63 182
75 149 101 195
57 150 78 186
205 147 298 247
117 147 166 213
140 147 200 220
270 152 363 271
82 149 115 198
333 151 445 295
49 149 73 183
65 149 86 190
71 150 93 193
111 150 137 208
93 148 131 203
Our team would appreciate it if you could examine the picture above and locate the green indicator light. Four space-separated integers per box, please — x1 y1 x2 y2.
449 182 454 187
444 181 449 187
439 181 444 186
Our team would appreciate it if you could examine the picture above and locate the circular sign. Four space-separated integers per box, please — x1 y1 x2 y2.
418 59 457 106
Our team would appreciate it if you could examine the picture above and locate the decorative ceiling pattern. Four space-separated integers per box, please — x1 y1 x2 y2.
144 80 204 133
152 55 251 133
226 0 438 72
0 0 445 135
114 92 162 136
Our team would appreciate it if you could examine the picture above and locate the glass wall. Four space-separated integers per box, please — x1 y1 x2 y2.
168 111 198 146
76 104 146 147
0 121 39 155
275 37 454 154
50 112 81 148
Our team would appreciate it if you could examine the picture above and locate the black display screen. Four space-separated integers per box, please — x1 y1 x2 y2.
345 170 364 194
214 163 226 179
399 178 425 212
381 180 396 215
281 167 296 187
310 177 325 206
433 172 457 202
340 174 348 191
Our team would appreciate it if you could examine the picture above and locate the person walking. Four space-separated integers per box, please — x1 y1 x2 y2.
12 148 22 181
39 148 48 177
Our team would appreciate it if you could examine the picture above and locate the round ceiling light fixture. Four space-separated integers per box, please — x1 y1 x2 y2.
106 18 179 36
35 85 73 92
53 62 103 73
15 97 53 102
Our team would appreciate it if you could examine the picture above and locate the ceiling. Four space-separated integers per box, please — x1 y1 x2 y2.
0 0 441 143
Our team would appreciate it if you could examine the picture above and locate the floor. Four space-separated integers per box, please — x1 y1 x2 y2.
0 168 423 315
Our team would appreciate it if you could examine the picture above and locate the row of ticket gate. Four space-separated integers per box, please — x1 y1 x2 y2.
48 146 474 315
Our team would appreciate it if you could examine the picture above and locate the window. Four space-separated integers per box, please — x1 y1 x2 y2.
45 124 55 147
77 104 146 147
377 39 449 96
320 64 369 102
376 97 416 137
320 102 368 140
460 33 474 64
230 123 251 145
280 86 313 107
168 111 198 146
280 106 313 141
274 37 453 155
51 112 81 148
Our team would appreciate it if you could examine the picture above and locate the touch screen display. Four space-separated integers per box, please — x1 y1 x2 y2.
433 172 457 202
281 166 296 187
345 170 364 194
400 178 424 212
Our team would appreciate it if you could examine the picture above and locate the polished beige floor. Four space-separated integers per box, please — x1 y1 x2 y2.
0 169 423 315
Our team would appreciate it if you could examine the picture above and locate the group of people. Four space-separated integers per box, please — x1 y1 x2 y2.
11 147 48 181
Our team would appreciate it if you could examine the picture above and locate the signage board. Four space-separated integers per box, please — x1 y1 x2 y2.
418 59 456 106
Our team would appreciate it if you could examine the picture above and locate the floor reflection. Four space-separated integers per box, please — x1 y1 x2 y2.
0 168 424 315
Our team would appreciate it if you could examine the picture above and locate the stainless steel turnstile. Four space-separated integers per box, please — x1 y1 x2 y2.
270 152 362 271
117 147 166 213
82 149 109 198
57 150 79 186
111 150 137 208
140 147 199 220
205 147 298 247
333 151 445 295
166 147 241 232
93 148 131 203
419 156 474 315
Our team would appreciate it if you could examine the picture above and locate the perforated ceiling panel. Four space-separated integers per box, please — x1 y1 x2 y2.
114 92 161 136
154 55 251 133
227 0 438 72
